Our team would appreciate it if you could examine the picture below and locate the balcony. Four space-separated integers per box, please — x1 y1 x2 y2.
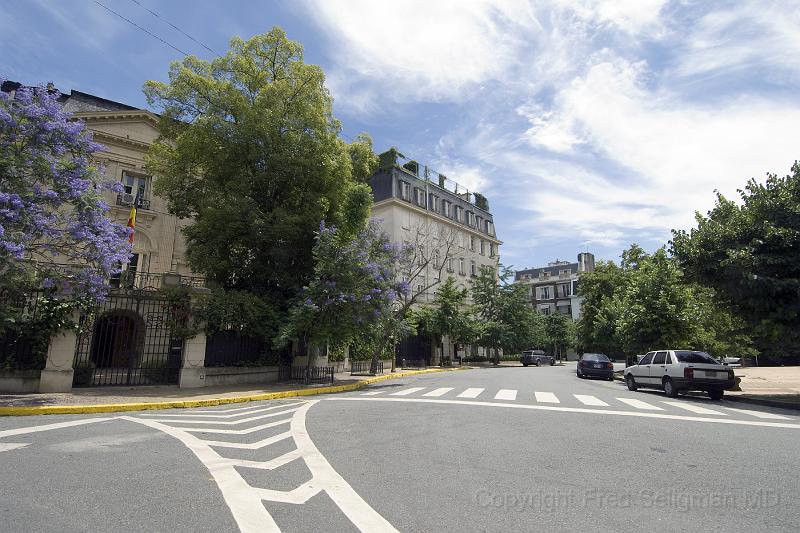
110 270 207 291
116 193 151 211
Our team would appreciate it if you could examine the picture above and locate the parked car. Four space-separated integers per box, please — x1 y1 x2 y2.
520 350 555 367
624 349 736 400
577 353 614 380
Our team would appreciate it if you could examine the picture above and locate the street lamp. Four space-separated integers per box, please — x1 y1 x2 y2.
391 300 401 373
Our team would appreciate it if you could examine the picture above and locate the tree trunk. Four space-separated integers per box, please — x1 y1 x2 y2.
370 328 389 375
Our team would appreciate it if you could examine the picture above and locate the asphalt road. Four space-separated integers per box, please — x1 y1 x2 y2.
1 364 798 532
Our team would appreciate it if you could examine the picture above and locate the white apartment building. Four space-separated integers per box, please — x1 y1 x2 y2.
515 253 596 321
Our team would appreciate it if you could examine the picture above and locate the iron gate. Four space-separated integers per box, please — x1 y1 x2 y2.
73 292 183 387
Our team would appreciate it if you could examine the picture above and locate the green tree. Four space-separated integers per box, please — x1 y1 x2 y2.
576 261 626 357
143 28 375 341
417 277 474 363
671 162 800 357
544 312 576 360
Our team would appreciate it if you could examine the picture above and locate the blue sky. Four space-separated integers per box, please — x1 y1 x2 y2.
3 1 800 270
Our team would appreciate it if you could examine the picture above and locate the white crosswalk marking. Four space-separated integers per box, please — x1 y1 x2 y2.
390 387 425 396
725 407 792 420
616 398 664 411
662 401 727 416
457 388 484 398
423 387 454 397
361 391 386 396
494 389 517 401
574 394 609 407
534 392 560 403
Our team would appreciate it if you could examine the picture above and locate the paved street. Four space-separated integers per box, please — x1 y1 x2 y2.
1 366 798 532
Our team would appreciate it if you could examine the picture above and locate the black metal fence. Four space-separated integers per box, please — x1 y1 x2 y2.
72 292 182 387
350 360 383 375
0 289 48 370
280 365 335 384
400 359 426 369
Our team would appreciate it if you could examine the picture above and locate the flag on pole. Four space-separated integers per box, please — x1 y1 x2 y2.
127 206 137 244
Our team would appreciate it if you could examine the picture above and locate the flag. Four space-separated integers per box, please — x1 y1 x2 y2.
127 206 136 244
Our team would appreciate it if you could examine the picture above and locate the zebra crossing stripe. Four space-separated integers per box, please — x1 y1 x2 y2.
494 389 517 401
662 401 727 416
361 391 386 396
616 398 664 411
390 387 425 396
423 388 454 397
457 388 484 398
534 392 560 404
574 394 609 407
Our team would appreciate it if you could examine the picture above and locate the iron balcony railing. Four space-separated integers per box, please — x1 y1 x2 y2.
116 193 151 210
110 269 207 291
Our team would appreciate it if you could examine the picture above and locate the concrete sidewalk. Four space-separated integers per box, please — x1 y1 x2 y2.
0 367 465 415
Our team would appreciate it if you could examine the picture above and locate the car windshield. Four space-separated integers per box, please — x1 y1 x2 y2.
582 353 609 362
674 351 718 364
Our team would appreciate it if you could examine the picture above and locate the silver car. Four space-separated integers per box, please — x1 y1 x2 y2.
624 349 736 400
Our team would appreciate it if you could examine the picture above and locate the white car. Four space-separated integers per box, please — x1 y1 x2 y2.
624 350 736 400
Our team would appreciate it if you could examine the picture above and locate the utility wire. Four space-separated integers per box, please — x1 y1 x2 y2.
127 0 219 55
91 0 190 56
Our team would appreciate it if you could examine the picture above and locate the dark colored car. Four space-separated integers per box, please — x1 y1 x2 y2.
577 353 614 380
520 350 555 367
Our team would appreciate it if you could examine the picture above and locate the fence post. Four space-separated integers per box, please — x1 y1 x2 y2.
179 330 207 388
39 314 80 393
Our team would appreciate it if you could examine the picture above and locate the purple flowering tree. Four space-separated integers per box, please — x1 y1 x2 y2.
279 219 411 373
0 83 131 300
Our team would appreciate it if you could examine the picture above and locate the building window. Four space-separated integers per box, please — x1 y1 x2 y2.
559 268 572 277
470 261 476 277
122 172 149 200
479 240 485 255
469 235 475 251
539 286 551 300
414 187 426 207
399 180 411 201
447 258 454 273
443 201 452 218
539 305 551 316
454 206 464 223
476 216 482 232
489 243 495 257
466 211 475 227
485 220 494 235
430 194 439 213
558 283 571 298
459 258 465 275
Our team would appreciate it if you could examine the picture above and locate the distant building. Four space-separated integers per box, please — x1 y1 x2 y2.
514 253 595 320
367 148 502 363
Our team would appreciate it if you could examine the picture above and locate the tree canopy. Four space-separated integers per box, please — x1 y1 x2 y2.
143 28 377 336
671 162 800 357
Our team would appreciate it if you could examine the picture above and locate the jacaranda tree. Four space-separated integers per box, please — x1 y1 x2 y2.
0 82 131 300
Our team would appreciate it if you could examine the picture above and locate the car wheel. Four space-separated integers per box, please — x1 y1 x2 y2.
522 363 528 367
607 377 614 382
576 370 583 378
625 374 638 391
663 377 678 398
708 389 724 401
550 359 555 366
535 360 541 367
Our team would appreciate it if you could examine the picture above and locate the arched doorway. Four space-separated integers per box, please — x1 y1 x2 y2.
89 311 145 370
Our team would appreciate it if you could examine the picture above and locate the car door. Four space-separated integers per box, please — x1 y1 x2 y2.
648 351 668 386
633 352 654 383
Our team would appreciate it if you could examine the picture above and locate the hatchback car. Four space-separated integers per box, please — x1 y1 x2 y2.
624 349 735 400
577 353 614 380
520 350 555 367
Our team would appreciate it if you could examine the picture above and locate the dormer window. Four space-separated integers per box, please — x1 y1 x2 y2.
399 181 411 201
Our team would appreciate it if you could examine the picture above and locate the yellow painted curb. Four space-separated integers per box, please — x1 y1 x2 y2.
0 366 468 416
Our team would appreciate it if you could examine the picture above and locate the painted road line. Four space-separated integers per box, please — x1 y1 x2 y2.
494 389 517 401
0 443 30 453
170 418 292 435
137 402 305 419
361 391 386 396
190 402 303 414
390 387 425 396
457 388 484 399
0 417 113 438
203 431 293 450
423 388 454 397
725 407 792 420
326 397 800 430
535 392 560 404
662 401 728 416
574 395 609 407
616 398 664 411
139 407 302 426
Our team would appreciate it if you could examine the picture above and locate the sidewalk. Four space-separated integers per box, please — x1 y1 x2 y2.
0 367 465 415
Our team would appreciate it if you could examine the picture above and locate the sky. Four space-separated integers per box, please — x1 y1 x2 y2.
3 0 800 270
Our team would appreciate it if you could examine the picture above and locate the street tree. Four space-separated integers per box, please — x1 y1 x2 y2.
576 260 626 357
671 162 800 357
544 312 576 360
0 83 131 301
143 28 376 341
415 276 474 363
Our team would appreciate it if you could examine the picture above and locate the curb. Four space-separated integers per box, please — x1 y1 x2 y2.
0 367 467 417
